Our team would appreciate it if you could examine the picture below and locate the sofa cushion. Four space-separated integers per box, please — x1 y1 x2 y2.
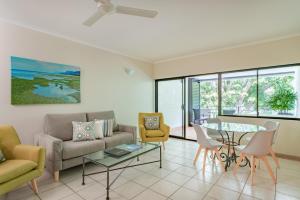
104 132 133 148
0 160 37 184
45 113 87 141
86 111 118 131
62 139 105 160
145 130 165 137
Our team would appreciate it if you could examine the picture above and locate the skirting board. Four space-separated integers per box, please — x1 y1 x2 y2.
276 153 300 162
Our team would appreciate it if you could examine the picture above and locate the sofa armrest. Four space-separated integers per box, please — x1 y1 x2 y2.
13 145 45 173
118 124 137 143
35 134 63 172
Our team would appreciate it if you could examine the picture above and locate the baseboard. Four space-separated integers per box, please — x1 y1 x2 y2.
276 153 300 161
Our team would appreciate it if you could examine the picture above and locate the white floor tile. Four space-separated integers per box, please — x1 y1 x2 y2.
133 173 160 187
183 178 212 194
76 183 106 200
114 181 146 199
132 189 167 200
65 176 96 192
170 187 205 200
207 186 240 200
39 184 74 200
164 172 191 186
61 193 84 200
147 168 171 178
150 180 180 197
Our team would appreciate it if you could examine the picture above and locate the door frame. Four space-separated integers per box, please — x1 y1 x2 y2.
155 78 187 139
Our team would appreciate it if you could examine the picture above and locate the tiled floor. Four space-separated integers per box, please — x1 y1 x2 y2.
1 138 300 200
170 126 197 140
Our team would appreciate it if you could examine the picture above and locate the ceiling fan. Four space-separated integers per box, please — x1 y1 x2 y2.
83 0 158 26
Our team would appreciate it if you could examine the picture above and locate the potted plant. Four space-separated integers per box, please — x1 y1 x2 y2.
267 87 297 115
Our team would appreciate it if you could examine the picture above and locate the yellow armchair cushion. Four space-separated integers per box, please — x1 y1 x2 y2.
0 160 37 184
145 130 165 137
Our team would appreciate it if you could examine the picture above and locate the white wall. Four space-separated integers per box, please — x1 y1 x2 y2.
154 36 300 157
0 21 154 144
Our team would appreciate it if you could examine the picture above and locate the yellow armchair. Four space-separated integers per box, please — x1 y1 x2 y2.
138 113 170 149
0 125 45 196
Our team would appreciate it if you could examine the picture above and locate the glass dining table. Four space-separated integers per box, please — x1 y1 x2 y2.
202 122 266 171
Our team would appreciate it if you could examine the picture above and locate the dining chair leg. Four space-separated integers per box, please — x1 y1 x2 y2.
214 148 225 171
233 153 244 175
250 155 255 185
202 149 208 174
269 148 280 168
253 157 257 173
211 150 216 164
261 156 277 184
193 145 202 165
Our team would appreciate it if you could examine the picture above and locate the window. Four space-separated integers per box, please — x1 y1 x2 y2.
258 66 300 118
155 63 300 121
221 70 257 116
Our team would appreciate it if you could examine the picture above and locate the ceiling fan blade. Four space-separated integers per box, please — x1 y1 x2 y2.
83 7 106 26
115 6 158 18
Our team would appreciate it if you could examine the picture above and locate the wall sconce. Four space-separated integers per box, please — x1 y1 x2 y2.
124 67 135 76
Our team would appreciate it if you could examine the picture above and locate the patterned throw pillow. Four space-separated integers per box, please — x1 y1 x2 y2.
95 119 114 137
0 149 6 163
144 116 160 130
72 121 96 142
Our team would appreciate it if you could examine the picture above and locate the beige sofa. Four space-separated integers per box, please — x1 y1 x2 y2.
35 111 136 181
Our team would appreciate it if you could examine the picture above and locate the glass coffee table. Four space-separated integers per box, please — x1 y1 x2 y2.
82 142 161 200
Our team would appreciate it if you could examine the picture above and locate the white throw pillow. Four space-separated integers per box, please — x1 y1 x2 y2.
95 119 114 137
94 120 104 139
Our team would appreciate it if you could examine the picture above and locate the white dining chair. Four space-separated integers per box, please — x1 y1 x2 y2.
233 130 276 185
192 124 225 174
264 121 280 168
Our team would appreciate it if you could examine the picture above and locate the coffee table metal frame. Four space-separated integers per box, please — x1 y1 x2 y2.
82 143 162 200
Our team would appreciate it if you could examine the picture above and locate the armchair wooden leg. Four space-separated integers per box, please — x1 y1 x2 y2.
193 145 202 165
269 148 280 168
54 171 59 182
31 179 38 194
202 149 208 174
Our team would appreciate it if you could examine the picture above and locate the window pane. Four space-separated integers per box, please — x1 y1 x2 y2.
221 70 257 116
186 74 218 140
258 66 300 118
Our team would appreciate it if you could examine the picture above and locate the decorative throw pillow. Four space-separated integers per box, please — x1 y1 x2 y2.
0 149 6 163
95 119 114 137
94 120 104 139
72 121 96 142
144 116 160 130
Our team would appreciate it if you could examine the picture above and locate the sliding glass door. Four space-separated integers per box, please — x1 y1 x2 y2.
156 79 185 138
186 74 218 140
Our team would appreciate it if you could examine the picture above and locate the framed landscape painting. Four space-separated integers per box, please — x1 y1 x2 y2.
11 56 80 105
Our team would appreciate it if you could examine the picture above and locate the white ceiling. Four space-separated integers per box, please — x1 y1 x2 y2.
0 0 300 63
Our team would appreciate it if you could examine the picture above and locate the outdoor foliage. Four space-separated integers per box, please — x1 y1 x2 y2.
266 85 297 114
192 73 297 116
